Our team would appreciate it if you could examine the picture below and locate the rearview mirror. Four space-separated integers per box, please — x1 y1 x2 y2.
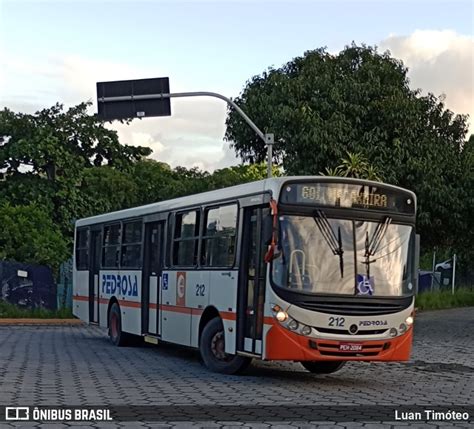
263 214 274 246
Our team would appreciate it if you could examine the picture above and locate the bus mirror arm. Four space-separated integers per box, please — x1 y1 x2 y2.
263 215 274 246
264 199 279 263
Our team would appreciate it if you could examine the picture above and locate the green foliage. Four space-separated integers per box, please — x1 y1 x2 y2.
0 300 73 318
0 102 152 235
226 44 472 268
0 204 68 273
131 160 181 205
415 288 474 311
206 163 280 189
0 102 152 271
130 161 278 205
0 102 277 275
80 166 138 216
320 151 382 181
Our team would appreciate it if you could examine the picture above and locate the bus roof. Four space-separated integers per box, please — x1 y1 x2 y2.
76 176 416 227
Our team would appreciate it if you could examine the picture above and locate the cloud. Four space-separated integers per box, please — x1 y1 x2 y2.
2 30 471 175
380 30 474 133
0 52 239 171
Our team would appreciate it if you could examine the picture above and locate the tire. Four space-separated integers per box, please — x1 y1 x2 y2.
108 302 131 346
200 317 251 374
301 361 346 374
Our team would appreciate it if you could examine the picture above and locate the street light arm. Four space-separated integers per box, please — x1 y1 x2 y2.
98 90 275 177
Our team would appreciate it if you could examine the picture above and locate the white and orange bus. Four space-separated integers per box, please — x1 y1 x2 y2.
73 176 418 374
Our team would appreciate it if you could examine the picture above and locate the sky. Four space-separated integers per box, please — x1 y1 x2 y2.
1 0 473 171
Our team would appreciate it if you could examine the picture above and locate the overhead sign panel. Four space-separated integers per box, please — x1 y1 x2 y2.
96 77 171 120
281 181 415 214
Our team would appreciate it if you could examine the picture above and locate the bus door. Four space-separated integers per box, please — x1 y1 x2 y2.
237 207 267 356
89 229 101 324
142 220 165 335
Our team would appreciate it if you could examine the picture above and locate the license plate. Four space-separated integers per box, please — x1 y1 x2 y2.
339 343 363 352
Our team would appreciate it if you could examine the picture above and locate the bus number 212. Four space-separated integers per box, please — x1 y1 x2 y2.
195 284 206 297
328 317 345 327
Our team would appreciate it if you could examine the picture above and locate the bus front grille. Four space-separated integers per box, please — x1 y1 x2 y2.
298 299 410 316
315 327 388 335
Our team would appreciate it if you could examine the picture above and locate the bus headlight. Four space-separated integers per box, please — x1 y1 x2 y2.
399 323 407 334
405 316 414 326
389 328 398 337
276 311 288 322
301 325 312 336
271 304 288 322
288 319 299 330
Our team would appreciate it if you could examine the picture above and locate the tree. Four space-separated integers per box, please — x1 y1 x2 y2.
225 44 471 258
80 166 138 216
0 204 68 273
321 151 382 181
207 163 280 189
456 135 474 270
0 102 152 233
130 161 279 207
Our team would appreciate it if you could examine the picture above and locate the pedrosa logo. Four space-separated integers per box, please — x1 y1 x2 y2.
102 274 139 297
359 320 388 327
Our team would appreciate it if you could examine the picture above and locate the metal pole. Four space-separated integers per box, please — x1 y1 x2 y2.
431 251 436 292
452 254 456 295
98 91 275 175
267 143 273 178
265 133 274 178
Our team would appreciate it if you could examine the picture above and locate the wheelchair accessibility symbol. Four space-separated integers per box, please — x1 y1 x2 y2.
356 275 374 296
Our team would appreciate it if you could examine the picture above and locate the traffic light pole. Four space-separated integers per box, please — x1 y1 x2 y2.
97 91 275 178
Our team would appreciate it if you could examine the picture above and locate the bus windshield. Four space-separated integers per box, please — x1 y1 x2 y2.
271 215 415 297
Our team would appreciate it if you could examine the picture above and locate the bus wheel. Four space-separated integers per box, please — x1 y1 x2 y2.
300 361 345 374
108 303 129 347
200 317 251 374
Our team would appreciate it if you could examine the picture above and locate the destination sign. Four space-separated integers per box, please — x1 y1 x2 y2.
280 182 415 214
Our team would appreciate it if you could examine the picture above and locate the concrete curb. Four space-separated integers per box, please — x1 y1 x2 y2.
0 318 84 326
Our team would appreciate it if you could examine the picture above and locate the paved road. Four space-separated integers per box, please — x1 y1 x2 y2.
0 308 473 429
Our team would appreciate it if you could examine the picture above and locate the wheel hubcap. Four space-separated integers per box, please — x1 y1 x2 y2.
211 331 230 361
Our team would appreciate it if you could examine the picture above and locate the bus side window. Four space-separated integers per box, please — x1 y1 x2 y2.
201 204 238 267
103 223 121 268
75 228 89 270
121 220 143 268
173 210 200 266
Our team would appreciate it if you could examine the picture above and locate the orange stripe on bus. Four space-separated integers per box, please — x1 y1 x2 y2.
220 311 236 321
160 304 193 315
74 295 246 323
119 299 141 308
264 316 275 325
192 308 204 316
74 295 141 308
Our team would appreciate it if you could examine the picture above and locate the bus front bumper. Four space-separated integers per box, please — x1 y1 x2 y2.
264 321 413 362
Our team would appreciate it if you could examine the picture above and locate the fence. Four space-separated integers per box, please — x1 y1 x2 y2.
57 258 73 309
418 252 474 294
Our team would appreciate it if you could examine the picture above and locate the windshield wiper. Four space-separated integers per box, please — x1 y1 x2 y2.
313 209 344 278
363 216 392 280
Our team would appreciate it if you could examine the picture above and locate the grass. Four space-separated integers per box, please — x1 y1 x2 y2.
415 288 474 311
0 300 73 319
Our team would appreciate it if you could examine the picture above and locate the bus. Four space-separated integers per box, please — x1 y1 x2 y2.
73 176 419 374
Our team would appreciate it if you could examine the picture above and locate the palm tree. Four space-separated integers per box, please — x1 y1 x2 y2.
321 152 382 181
